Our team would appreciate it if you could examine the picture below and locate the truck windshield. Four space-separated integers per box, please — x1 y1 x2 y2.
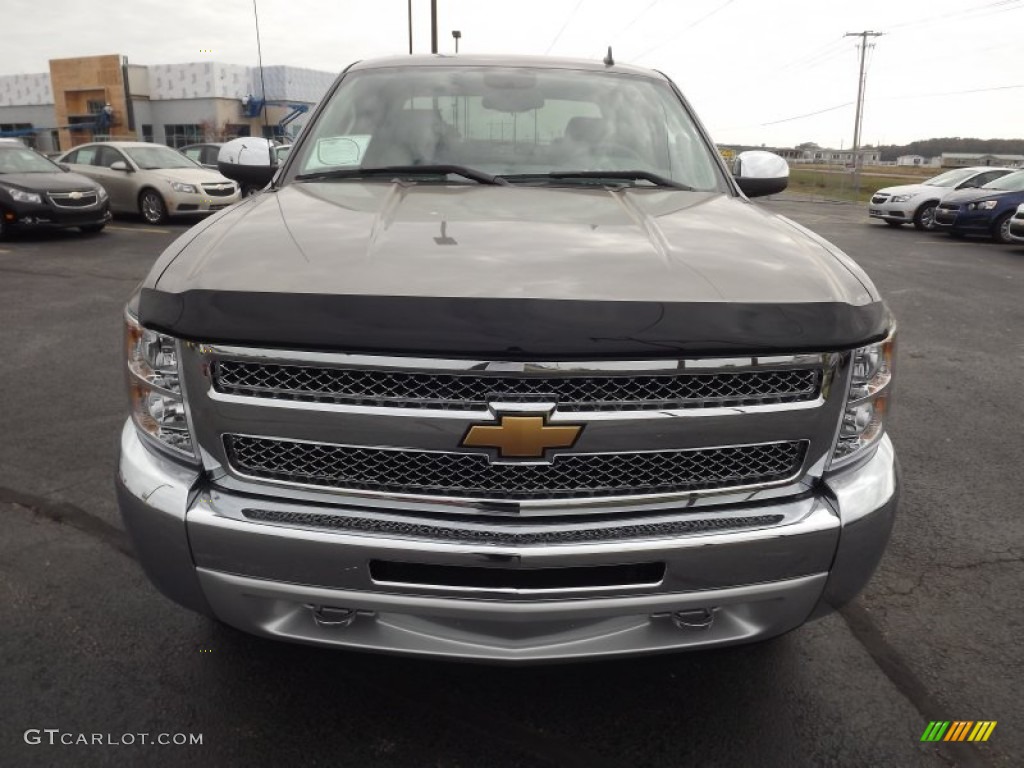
288 66 724 191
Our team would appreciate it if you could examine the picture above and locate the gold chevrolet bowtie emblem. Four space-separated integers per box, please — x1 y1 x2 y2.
461 415 582 459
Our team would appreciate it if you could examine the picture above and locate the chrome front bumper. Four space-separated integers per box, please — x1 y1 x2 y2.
116 422 899 662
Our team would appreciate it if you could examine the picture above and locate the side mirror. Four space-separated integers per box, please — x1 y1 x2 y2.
216 137 278 191
732 151 789 198
110 160 130 172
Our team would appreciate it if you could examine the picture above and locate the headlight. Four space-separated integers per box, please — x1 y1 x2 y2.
124 311 196 460
889 194 913 203
0 184 42 204
967 200 998 211
831 331 895 468
169 181 199 194
96 186 109 200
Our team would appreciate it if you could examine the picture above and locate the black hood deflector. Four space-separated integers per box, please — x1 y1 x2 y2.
139 288 891 358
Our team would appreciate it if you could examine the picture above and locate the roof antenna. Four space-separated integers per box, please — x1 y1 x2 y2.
603 46 615 66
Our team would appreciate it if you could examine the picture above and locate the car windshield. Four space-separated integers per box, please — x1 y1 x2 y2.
923 168 979 187
0 147 61 174
124 146 200 170
981 171 1024 191
288 66 724 191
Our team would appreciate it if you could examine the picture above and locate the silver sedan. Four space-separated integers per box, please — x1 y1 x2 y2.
58 141 240 224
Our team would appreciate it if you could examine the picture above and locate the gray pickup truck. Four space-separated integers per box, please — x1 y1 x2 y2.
117 55 898 662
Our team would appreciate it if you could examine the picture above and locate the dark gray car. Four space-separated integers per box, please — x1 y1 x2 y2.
0 143 110 237
117 55 898 662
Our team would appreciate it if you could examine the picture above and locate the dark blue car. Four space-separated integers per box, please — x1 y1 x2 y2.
933 170 1024 243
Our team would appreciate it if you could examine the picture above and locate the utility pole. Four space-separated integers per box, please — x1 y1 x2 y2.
408 0 413 54
845 30 883 193
431 0 438 53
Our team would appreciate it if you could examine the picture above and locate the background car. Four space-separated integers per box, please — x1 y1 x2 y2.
179 142 224 169
1007 202 1024 244
0 142 110 238
57 141 240 224
932 170 1024 243
868 166 1015 230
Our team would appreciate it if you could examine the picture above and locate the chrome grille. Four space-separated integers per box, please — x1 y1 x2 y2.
48 191 98 208
224 435 807 500
202 183 235 197
240 508 786 544
212 361 821 411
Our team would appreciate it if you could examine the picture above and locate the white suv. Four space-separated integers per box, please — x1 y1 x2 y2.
869 166 1015 230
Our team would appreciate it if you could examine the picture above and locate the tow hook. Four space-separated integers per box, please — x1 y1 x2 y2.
307 605 359 627
670 608 717 631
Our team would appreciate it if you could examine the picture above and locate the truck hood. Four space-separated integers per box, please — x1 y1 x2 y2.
142 182 890 357
154 182 875 303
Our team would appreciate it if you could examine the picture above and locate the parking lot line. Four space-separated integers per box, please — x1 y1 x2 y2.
106 225 172 234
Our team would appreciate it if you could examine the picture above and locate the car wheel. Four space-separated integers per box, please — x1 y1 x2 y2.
912 201 938 231
79 223 106 234
139 189 168 225
884 220 903 227
992 212 1014 244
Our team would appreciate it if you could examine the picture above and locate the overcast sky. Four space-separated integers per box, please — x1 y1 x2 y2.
3 0 1022 148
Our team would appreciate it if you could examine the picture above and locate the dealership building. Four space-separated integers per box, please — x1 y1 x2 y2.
0 54 338 152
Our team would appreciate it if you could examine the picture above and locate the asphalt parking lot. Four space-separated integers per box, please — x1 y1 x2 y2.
1 198 1021 767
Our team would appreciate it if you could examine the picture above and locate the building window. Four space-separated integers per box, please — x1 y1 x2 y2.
141 124 153 142
163 124 202 148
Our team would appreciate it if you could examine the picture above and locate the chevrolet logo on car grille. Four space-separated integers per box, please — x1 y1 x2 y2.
461 415 582 459
68 191 83 200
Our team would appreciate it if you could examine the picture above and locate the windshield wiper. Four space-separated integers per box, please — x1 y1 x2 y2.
499 170 694 190
295 164 507 185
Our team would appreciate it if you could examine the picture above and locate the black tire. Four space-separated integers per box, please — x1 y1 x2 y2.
79 223 106 234
913 201 939 231
884 220 903 227
992 212 1014 244
139 189 168 225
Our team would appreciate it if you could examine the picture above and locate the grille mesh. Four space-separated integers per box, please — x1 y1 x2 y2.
224 435 806 500
212 361 821 411
48 191 98 208
240 508 786 544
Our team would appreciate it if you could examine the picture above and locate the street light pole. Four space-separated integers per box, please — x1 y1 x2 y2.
431 0 438 53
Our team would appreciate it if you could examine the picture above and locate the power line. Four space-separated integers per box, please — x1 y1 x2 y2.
613 0 662 43
545 0 586 55
886 0 1021 32
761 101 854 126
633 0 737 60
